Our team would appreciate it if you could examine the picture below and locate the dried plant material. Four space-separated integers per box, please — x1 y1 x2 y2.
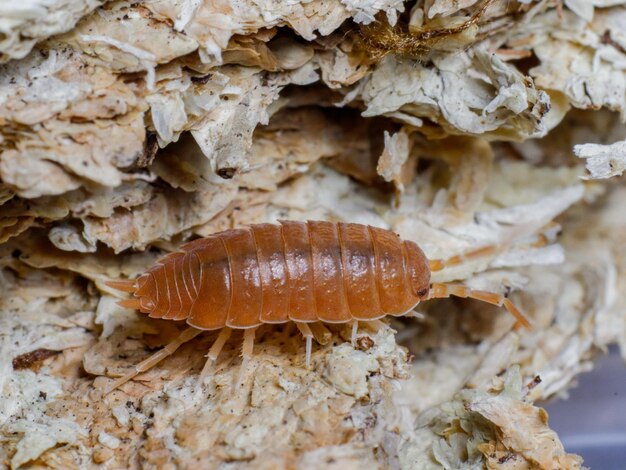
564 0 626 22
11 349 60 371
62 2 199 72
270 37 315 71
147 0 405 64
575 139 626 179
223 34 280 71
377 129 413 192
0 48 147 198
0 181 155 246
359 49 551 139
12 231 160 281
4 0 626 467
527 7 626 116
470 389 582 469
411 135 493 223
1 262 411 468
358 0 495 62
190 67 285 178
0 216 36 244
239 107 382 190
507 107 626 168
399 368 582 469
424 0 483 18
82 183 238 253
0 0 106 62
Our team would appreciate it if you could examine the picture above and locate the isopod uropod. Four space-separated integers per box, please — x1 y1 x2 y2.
105 220 530 393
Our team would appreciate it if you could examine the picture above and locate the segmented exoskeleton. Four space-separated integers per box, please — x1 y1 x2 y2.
105 220 530 393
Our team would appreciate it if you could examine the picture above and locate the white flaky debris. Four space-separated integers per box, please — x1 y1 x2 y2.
399 368 583 469
320 345 380 399
191 69 283 177
0 0 105 62
377 130 411 191
565 0 626 22
424 0 481 18
528 8 626 116
360 49 552 139
97 431 120 449
147 0 405 63
574 139 626 179
9 419 84 469
340 0 405 25
79 34 157 89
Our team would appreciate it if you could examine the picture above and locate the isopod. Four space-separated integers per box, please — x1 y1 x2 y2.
105 220 530 393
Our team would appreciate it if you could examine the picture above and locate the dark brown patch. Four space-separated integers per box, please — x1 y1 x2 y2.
191 73 213 84
526 375 542 390
12 349 59 371
355 336 375 351
217 167 237 179
601 30 626 55
137 132 159 167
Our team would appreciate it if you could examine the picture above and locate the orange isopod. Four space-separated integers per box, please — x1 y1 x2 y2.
105 220 530 392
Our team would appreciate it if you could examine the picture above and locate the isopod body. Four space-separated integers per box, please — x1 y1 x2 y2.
105 220 530 392
121 221 431 327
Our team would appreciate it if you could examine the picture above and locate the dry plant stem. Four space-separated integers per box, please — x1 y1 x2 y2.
104 327 203 393
359 0 497 61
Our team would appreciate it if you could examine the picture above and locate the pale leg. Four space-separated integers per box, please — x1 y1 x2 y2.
428 283 531 329
199 327 232 382
224 328 258 414
236 328 257 392
295 322 314 368
309 322 332 345
429 223 559 272
351 321 358 346
104 327 203 394
365 319 387 333
429 245 498 271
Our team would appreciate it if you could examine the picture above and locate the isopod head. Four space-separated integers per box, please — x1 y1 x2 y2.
403 240 431 299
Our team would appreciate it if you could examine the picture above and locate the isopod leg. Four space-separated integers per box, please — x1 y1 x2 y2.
428 223 560 272
309 322 332 345
104 327 203 394
117 299 141 310
199 327 232 382
295 322 314 368
105 279 136 293
428 283 531 329
365 319 386 333
429 245 498 271
351 321 358 346
236 328 257 392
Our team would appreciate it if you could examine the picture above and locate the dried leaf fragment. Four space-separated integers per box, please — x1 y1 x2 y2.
575 139 626 179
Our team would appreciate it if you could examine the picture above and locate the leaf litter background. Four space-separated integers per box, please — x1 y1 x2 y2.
1 0 626 468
